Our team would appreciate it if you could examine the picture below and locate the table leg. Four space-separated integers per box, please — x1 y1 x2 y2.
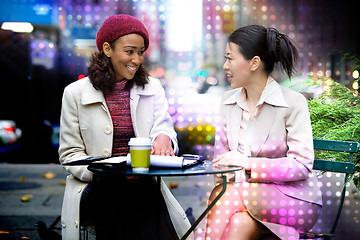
180 175 227 240
157 176 161 237
157 176 161 188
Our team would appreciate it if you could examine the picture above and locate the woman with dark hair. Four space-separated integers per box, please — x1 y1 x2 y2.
205 25 322 239
59 15 191 240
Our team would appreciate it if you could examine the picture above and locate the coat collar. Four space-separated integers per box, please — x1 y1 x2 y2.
81 77 155 105
130 81 156 99
222 76 289 108
81 78 104 105
222 77 288 157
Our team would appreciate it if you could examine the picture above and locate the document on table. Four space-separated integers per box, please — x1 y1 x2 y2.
93 154 203 168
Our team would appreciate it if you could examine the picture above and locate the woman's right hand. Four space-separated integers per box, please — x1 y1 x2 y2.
151 134 175 156
213 150 249 170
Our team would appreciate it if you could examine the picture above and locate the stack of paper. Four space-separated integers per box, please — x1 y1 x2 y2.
94 154 187 168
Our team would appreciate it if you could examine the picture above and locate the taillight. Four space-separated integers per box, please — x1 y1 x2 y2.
4 126 15 133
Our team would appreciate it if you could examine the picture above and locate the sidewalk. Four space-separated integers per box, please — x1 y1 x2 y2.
0 163 67 239
0 163 214 240
0 163 359 240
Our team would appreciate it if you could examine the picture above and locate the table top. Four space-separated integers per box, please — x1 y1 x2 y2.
88 160 243 177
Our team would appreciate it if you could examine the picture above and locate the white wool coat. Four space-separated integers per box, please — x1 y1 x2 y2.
59 77 192 239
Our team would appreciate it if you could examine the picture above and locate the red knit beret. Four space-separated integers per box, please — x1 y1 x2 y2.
96 14 149 51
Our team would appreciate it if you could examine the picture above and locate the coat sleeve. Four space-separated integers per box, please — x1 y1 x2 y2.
58 85 93 182
246 93 314 183
149 78 179 154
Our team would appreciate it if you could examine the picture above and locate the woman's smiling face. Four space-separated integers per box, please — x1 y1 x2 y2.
223 42 253 89
107 33 145 81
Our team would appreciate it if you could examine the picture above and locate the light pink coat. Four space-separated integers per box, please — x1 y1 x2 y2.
214 80 322 238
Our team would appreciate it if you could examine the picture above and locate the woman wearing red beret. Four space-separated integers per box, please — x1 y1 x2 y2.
59 15 192 240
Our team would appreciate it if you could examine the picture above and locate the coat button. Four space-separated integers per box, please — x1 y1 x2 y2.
75 221 79 228
102 149 111 157
104 125 112 134
78 187 82 193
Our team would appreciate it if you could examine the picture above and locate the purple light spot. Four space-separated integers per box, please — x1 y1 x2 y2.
84 5 91 12
279 208 287 216
279 217 287 225
288 217 296 225
279 227 287 234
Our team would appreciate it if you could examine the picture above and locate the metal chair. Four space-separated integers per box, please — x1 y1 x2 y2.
299 139 359 239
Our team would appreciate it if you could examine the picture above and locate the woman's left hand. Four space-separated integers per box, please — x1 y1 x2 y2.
213 150 249 170
151 134 175 156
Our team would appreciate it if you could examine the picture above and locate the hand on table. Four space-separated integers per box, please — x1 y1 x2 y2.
213 149 249 170
151 134 175 156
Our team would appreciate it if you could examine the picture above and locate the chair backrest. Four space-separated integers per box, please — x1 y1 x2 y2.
313 139 358 174
311 138 359 236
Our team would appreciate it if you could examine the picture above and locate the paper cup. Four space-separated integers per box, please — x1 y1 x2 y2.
128 137 152 172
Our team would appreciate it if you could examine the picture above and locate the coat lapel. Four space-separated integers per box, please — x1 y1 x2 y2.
248 104 277 156
247 80 288 156
130 82 155 136
223 79 288 157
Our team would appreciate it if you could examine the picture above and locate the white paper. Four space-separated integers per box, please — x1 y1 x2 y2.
148 155 185 168
94 154 185 168
94 156 127 164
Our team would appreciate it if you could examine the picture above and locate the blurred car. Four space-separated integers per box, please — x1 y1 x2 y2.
0 120 22 146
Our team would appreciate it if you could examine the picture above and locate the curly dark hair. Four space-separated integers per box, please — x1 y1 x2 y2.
87 41 149 92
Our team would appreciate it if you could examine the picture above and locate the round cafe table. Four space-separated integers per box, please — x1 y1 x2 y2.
88 160 242 240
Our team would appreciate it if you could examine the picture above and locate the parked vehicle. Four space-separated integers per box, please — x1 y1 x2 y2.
0 120 22 146
0 119 59 163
